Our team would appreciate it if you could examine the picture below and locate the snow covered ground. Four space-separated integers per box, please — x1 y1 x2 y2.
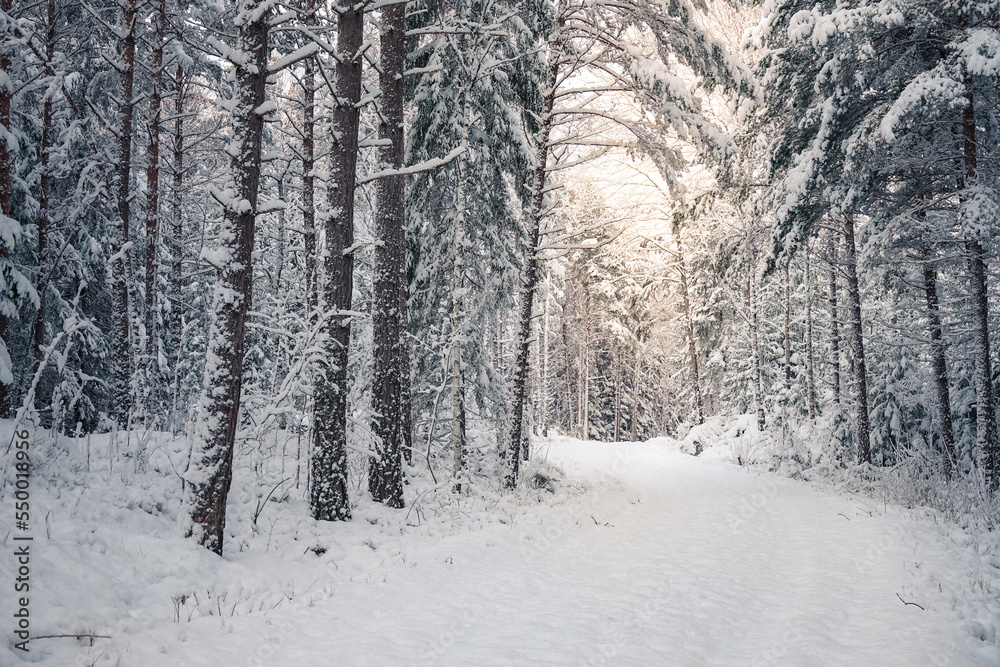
3 428 1000 665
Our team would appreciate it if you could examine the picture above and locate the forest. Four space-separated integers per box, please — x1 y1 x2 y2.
1 0 999 565
4 0 1000 663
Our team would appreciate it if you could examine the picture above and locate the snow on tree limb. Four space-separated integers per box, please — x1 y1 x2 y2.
357 145 466 184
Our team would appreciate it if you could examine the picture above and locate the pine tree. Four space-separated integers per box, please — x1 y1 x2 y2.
370 0 408 508
405 0 542 484
0 0 18 416
310 0 362 522
109 0 138 427
185 0 270 554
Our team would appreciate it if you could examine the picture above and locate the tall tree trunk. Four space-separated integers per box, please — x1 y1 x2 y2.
370 0 407 507
110 0 137 426
169 61 185 432
581 278 591 439
310 0 362 521
783 263 792 388
677 232 704 424
144 0 166 420
185 1 269 554
827 232 841 405
967 239 997 486
629 348 642 441
540 273 550 437
0 0 15 416
34 96 49 370
562 318 573 433
842 214 871 465
613 350 622 441
32 0 57 412
746 273 764 431
301 0 317 318
504 7 564 486
920 245 956 476
805 249 817 419
400 272 414 465
450 243 466 492
961 77 998 487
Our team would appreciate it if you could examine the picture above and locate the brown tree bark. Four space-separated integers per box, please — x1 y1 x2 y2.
310 0 362 521
826 232 841 405
301 0 317 318
451 244 466 492
0 0 14 416
783 264 792 388
804 249 817 419
110 0 137 426
370 0 407 507
32 0 57 413
168 60 185 431
581 277 591 439
961 77 998 487
919 245 956 475
144 0 166 417
186 1 269 554
841 214 871 465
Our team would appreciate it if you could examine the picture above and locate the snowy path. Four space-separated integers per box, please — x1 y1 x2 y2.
130 440 991 666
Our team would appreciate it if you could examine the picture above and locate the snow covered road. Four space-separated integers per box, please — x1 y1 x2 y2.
126 439 995 666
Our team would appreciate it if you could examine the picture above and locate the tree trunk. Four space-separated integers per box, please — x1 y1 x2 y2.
613 350 622 441
504 7 564 486
827 232 841 405
310 0 362 521
301 0 317 318
804 249 817 419
168 60 185 432
919 245 955 476
562 318 573 433
783 264 792 388
33 97 49 369
370 0 407 507
746 273 764 431
961 76 998 488
451 245 466 492
0 0 14 416
400 271 414 465
32 0 57 412
110 0 137 426
540 273 550 437
581 278 591 439
842 214 871 465
629 348 642 441
144 0 166 419
185 1 269 554
677 232 704 425
967 239 998 486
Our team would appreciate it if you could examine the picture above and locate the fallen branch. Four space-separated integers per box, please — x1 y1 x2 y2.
896 593 925 611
